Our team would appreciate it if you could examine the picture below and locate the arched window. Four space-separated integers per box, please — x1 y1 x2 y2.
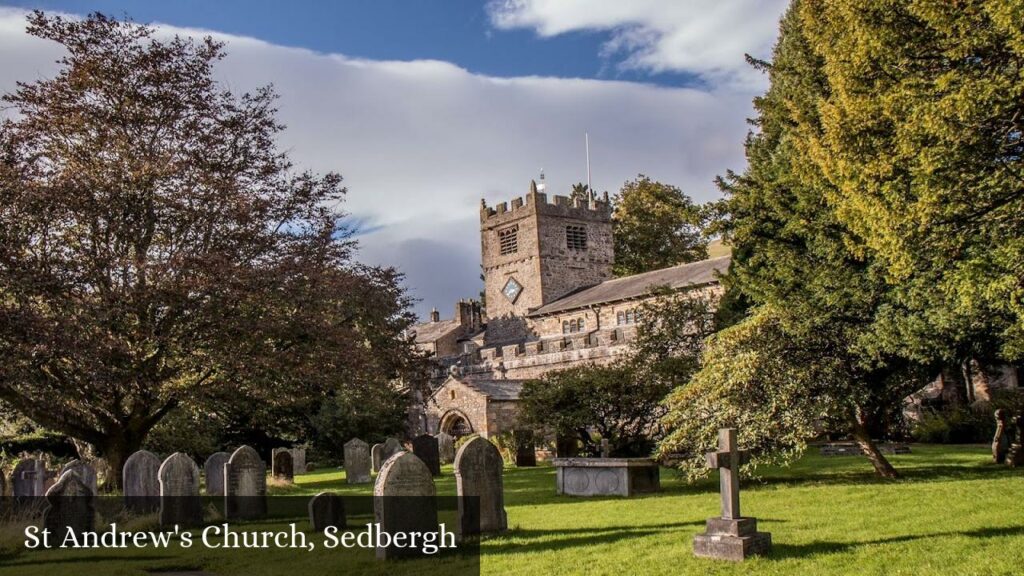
569 319 578 333
562 320 569 334
617 311 625 325
625 310 634 324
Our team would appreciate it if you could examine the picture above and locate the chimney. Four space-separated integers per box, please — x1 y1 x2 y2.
430 308 440 323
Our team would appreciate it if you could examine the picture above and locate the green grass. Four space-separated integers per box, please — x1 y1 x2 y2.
2 445 1022 575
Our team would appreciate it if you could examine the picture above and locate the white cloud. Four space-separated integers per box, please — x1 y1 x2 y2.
0 6 761 319
488 0 789 89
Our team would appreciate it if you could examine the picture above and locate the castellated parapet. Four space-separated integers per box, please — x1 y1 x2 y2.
479 182 614 345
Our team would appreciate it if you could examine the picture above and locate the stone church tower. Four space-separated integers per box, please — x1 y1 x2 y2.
479 179 613 344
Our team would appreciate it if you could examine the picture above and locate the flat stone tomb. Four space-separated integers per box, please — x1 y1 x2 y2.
454 437 507 536
123 450 161 513
693 428 772 561
158 453 203 528
552 457 660 497
412 434 442 476
272 450 294 481
61 459 98 495
373 452 438 560
204 452 230 496
309 492 346 532
43 470 95 543
344 439 372 484
224 445 267 520
13 458 46 498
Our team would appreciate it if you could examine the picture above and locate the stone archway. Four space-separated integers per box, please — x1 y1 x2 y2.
440 409 474 440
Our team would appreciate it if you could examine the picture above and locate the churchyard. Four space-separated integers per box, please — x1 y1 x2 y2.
1 444 1021 575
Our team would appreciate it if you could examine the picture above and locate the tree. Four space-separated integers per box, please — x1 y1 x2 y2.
795 0 1024 368
662 1 927 479
0 12 420 486
611 176 707 276
569 182 591 203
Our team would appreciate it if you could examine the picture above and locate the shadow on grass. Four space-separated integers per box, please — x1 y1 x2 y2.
0 555 177 568
482 521 704 555
771 525 1024 560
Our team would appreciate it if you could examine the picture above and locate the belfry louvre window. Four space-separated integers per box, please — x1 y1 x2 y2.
498 225 519 255
566 225 587 250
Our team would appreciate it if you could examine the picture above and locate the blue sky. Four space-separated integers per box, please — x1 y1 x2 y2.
0 1 789 319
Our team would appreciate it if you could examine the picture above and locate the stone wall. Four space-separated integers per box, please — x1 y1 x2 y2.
425 378 489 437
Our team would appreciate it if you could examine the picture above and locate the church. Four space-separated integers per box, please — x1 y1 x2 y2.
407 177 730 439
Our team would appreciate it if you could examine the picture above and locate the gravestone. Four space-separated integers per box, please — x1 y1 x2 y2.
158 453 202 527
123 450 161 513
454 436 507 536
12 458 46 498
693 428 772 561
374 452 438 560
344 438 371 484
43 470 95 543
993 409 1013 464
309 492 346 532
225 445 267 520
61 459 98 495
371 443 384 473
381 438 404 462
513 430 536 467
272 447 307 475
272 450 294 481
203 452 230 496
600 439 611 458
436 432 455 465
412 434 442 477
1006 412 1024 467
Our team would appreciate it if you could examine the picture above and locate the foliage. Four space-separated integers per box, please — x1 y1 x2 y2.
306 381 410 461
631 288 718 391
141 405 224 460
611 175 707 277
0 431 78 460
912 390 1024 444
488 432 516 465
0 12 421 487
519 364 667 457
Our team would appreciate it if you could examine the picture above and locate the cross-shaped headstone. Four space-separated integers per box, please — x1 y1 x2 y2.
705 428 750 520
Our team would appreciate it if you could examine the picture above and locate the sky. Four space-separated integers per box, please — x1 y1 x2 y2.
0 0 790 319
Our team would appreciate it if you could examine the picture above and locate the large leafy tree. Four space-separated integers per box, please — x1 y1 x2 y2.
612 176 707 277
661 1 926 479
0 12 420 486
798 0 1024 367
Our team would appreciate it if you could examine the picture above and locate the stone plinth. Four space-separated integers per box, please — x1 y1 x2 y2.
551 457 659 497
693 517 771 561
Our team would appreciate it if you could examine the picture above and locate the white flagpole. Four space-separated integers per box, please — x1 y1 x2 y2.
585 132 592 200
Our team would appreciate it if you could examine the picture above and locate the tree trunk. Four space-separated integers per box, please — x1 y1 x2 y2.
851 410 899 479
96 432 143 492
961 358 976 404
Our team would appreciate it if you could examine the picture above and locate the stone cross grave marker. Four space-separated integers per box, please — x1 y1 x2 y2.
123 450 161 513
43 470 95 543
158 453 202 528
203 452 230 496
371 443 384 473
61 460 98 495
373 452 438 560
436 432 455 465
412 434 442 476
693 428 771 561
13 458 46 498
308 492 346 532
272 450 294 482
454 436 507 536
225 445 267 520
344 438 371 484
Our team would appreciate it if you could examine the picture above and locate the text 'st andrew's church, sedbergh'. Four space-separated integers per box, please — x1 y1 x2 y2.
407 177 730 439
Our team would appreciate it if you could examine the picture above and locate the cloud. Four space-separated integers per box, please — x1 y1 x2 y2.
488 0 789 89
0 6 761 319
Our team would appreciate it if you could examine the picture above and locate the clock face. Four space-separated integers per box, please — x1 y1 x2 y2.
502 278 523 303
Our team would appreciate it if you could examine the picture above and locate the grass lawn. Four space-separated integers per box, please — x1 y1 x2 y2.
1 444 1021 575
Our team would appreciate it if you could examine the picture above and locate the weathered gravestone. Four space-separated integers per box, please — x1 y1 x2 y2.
693 428 772 561
1006 412 1024 467
272 450 294 482
381 438 404 462
344 438 371 484
158 453 202 528
123 450 161 513
308 492 346 532
272 447 307 475
61 459 98 495
454 436 507 536
371 443 384 473
12 458 46 498
203 452 230 496
412 434 442 477
513 430 536 467
374 452 438 560
993 409 1013 464
435 432 455 465
225 445 267 520
43 470 95 543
